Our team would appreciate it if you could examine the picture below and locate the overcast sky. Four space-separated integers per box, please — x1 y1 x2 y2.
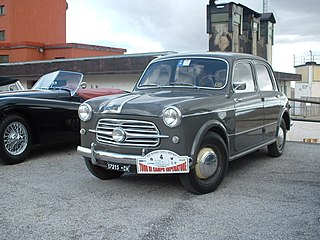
66 0 320 73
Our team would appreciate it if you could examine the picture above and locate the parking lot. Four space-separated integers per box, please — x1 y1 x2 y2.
0 141 319 240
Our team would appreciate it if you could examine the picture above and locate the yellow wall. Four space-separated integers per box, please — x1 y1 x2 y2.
313 65 320 82
295 67 309 82
295 64 320 82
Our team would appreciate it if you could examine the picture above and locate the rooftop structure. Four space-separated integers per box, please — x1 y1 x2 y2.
207 1 275 63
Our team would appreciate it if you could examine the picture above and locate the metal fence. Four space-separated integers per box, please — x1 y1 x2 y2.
289 98 320 122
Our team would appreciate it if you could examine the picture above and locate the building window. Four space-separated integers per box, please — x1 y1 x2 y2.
0 30 5 40
0 5 5 15
0 55 9 63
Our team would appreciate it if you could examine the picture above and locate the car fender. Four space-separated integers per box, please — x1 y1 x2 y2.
279 106 291 131
190 119 229 167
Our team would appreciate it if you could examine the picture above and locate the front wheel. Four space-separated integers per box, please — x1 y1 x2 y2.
268 118 286 157
179 132 228 194
0 114 32 165
84 157 124 180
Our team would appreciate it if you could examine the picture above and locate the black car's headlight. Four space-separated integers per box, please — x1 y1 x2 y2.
162 106 182 128
78 103 92 122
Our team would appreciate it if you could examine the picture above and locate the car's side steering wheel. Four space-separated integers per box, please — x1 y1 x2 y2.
198 75 215 87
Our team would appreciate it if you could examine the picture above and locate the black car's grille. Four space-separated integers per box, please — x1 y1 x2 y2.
93 118 161 147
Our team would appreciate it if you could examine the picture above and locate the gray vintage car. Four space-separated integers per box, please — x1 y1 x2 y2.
77 52 291 194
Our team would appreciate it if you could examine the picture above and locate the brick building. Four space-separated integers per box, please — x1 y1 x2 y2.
0 0 126 63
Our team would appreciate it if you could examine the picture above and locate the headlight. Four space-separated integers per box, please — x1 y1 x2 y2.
162 106 182 128
78 103 92 122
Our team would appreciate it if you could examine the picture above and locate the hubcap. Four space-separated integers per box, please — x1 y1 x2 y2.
277 127 284 149
195 147 218 179
4 122 28 156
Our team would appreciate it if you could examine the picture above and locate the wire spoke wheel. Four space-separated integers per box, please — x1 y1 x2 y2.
4 121 29 156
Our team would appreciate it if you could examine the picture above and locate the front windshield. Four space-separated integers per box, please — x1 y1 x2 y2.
137 58 228 89
32 70 83 96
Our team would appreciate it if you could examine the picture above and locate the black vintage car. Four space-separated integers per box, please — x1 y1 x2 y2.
0 70 125 165
77 52 291 194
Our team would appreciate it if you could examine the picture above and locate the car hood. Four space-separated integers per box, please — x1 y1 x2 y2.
0 89 64 99
94 89 227 117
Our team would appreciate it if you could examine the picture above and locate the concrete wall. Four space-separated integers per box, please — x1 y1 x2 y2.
295 62 320 98
0 52 173 90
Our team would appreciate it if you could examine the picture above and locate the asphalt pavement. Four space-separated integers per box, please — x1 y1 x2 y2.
0 139 319 240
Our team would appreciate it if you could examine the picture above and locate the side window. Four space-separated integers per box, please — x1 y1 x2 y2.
233 62 255 92
255 64 274 91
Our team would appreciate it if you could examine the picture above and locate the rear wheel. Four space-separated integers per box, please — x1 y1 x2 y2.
84 157 124 180
0 114 32 165
179 132 228 194
268 118 286 157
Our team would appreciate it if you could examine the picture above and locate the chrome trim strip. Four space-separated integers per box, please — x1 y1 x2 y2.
234 125 263 136
92 118 165 147
229 138 276 161
232 121 277 137
264 121 278 128
183 108 234 118
101 95 139 114
183 99 264 118
89 129 169 139
77 145 140 165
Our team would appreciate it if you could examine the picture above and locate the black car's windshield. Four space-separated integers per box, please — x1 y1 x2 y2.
32 70 83 96
137 58 228 89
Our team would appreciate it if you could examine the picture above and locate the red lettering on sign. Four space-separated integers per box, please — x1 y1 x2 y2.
139 161 188 173
153 167 165 172
181 162 187 171
139 163 147 172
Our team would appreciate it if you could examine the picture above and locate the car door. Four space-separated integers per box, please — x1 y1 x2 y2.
232 61 264 152
254 62 281 141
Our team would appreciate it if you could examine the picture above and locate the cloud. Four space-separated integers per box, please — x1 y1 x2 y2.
66 0 320 72
270 0 320 42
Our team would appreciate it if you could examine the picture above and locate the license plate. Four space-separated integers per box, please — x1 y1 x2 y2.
136 150 189 174
106 162 130 172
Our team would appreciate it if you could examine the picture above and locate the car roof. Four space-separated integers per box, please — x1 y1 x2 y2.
153 52 267 63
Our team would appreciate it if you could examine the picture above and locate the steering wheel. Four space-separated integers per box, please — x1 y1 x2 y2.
198 75 215 87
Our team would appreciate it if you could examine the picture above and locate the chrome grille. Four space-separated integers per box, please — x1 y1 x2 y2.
93 118 162 147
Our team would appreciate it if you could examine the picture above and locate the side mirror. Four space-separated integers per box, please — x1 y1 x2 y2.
233 82 246 91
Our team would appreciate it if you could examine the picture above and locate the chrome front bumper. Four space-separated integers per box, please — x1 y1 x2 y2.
77 143 140 166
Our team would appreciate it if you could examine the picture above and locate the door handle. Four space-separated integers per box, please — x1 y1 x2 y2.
234 98 242 103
